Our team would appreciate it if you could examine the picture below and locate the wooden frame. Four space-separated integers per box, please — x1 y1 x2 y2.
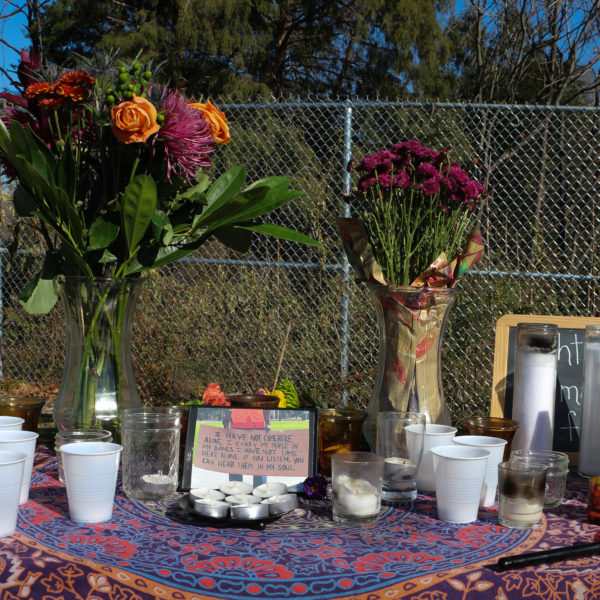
491 314 600 418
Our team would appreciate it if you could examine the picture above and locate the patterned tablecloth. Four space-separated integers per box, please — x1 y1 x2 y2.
1 446 599 600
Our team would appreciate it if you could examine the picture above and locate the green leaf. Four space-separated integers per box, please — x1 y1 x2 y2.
99 249 118 263
239 223 324 249
57 135 77 200
151 211 168 240
122 174 157 256
19 273 59 314
178 175 210 201
214 226 253 253
243 176 291 192
163 222 174 245
194 166 246 227
88 217 120 250
193 173 211 194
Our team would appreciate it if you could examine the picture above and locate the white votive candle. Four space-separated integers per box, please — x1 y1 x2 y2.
334 474 379 517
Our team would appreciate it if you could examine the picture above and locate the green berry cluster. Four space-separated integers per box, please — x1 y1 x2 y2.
105 62 152 105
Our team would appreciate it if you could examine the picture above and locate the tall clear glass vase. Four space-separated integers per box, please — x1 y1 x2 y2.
363 284 460 449
53 277 144 439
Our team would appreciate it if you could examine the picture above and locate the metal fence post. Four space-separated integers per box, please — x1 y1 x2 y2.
340 101 353 405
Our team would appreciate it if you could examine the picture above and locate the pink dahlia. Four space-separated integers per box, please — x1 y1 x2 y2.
157 92 215 181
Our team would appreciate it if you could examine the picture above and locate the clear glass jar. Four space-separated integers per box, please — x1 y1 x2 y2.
511 323 558 451
510 449 569 509
121 407 181 500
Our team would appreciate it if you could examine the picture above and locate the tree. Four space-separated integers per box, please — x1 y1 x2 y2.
448 0 600 105
33 0 453 99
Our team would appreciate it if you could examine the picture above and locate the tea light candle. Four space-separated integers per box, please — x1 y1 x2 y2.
219 481 253 495
225 494 260 505
384 457 416 489
189 488 225 503
253 482 287 498
334 474 379 517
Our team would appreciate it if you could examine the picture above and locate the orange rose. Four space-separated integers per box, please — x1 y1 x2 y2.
189 100 231 144
110 95 160 144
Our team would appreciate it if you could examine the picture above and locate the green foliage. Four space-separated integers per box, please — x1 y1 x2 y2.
36 0 453 99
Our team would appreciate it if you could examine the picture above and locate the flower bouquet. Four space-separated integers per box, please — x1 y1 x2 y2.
0 48 321 432
338 140 487 446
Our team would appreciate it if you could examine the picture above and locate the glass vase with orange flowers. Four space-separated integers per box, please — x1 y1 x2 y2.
0 48 321 436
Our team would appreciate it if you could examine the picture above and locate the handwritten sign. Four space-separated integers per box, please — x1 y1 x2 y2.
491 314 600 456
181 406 317 491
195 425 310 477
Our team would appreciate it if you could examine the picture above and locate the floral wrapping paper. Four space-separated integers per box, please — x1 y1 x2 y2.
337 218 484 437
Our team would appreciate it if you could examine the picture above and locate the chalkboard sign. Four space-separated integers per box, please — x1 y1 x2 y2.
491 315 600 457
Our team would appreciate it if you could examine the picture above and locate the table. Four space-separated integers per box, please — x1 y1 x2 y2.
2 446 600 600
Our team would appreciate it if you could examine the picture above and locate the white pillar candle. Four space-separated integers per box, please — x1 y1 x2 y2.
511 324 558 452
579 331 600 476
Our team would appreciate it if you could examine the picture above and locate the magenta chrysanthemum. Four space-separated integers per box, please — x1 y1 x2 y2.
158 92 215 181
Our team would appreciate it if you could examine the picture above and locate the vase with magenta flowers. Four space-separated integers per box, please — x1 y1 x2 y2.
338 140 487 448
0 48 322 437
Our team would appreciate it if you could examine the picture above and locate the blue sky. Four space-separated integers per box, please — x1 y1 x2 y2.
0 5 29 91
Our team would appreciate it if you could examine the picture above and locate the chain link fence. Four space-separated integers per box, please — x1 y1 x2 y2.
1 100 599 422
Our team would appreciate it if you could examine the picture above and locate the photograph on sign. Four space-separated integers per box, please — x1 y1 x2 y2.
181 406 317 491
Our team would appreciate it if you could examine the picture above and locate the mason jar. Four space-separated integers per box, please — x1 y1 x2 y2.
121 407 181 500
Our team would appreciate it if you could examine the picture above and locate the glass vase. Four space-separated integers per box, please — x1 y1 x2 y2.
363 284 460 449
53 277 144 439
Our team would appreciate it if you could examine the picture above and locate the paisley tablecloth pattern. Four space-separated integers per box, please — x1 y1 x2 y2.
0 447 598 599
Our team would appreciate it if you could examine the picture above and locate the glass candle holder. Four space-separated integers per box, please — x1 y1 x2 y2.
376 411 425 502
498 461 547 529
317 408 366 477
511 323 558 452
579 325 600 477
121 407 181 501
55 429 113 483
0 396 46 432
331 451 384 524
510 449 569 509
587 476 600 524
462 416 520 461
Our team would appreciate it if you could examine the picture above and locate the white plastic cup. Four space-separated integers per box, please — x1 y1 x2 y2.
415 424 457 492
55 429 113 483
0 416 24 430
0 430 39 504
452 435 507 506
0 450 26 537
60 442 122 523
431 445 490 523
